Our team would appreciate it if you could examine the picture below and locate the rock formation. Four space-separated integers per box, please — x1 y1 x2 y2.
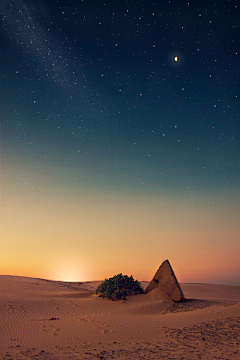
145 260 184 301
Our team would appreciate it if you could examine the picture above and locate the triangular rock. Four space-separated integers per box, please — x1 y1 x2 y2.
145 260 184 301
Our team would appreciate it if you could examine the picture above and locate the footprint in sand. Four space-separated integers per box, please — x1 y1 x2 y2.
76 318 89 322
54 327 62 332
100 329 112 334
209 310 225 317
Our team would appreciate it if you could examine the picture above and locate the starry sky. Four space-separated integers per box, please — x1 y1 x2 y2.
1 0 239 284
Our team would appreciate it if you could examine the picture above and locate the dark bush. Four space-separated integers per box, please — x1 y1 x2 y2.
95 273 144 301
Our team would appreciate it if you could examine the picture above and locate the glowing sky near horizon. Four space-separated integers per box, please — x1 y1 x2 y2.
0 0 239 284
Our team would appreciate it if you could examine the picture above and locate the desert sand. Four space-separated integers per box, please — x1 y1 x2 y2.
0 275 240 359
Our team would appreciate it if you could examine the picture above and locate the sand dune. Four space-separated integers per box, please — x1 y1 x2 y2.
0 275 239 359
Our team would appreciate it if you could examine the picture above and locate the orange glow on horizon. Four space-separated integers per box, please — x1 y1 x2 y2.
1 169 239 285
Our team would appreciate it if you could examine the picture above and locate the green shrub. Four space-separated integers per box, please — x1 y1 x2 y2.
95 273 144 301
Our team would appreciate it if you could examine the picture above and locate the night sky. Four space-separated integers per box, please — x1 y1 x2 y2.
1 0 239 284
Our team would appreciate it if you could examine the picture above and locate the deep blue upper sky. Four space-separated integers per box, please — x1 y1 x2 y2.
1 0 239 192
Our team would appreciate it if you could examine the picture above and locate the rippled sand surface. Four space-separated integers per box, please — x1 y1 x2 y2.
0 275 240 359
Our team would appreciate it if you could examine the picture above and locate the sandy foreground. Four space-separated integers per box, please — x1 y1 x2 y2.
0 275 240 359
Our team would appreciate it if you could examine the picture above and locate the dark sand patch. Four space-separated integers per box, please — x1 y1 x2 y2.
163 298 239 314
